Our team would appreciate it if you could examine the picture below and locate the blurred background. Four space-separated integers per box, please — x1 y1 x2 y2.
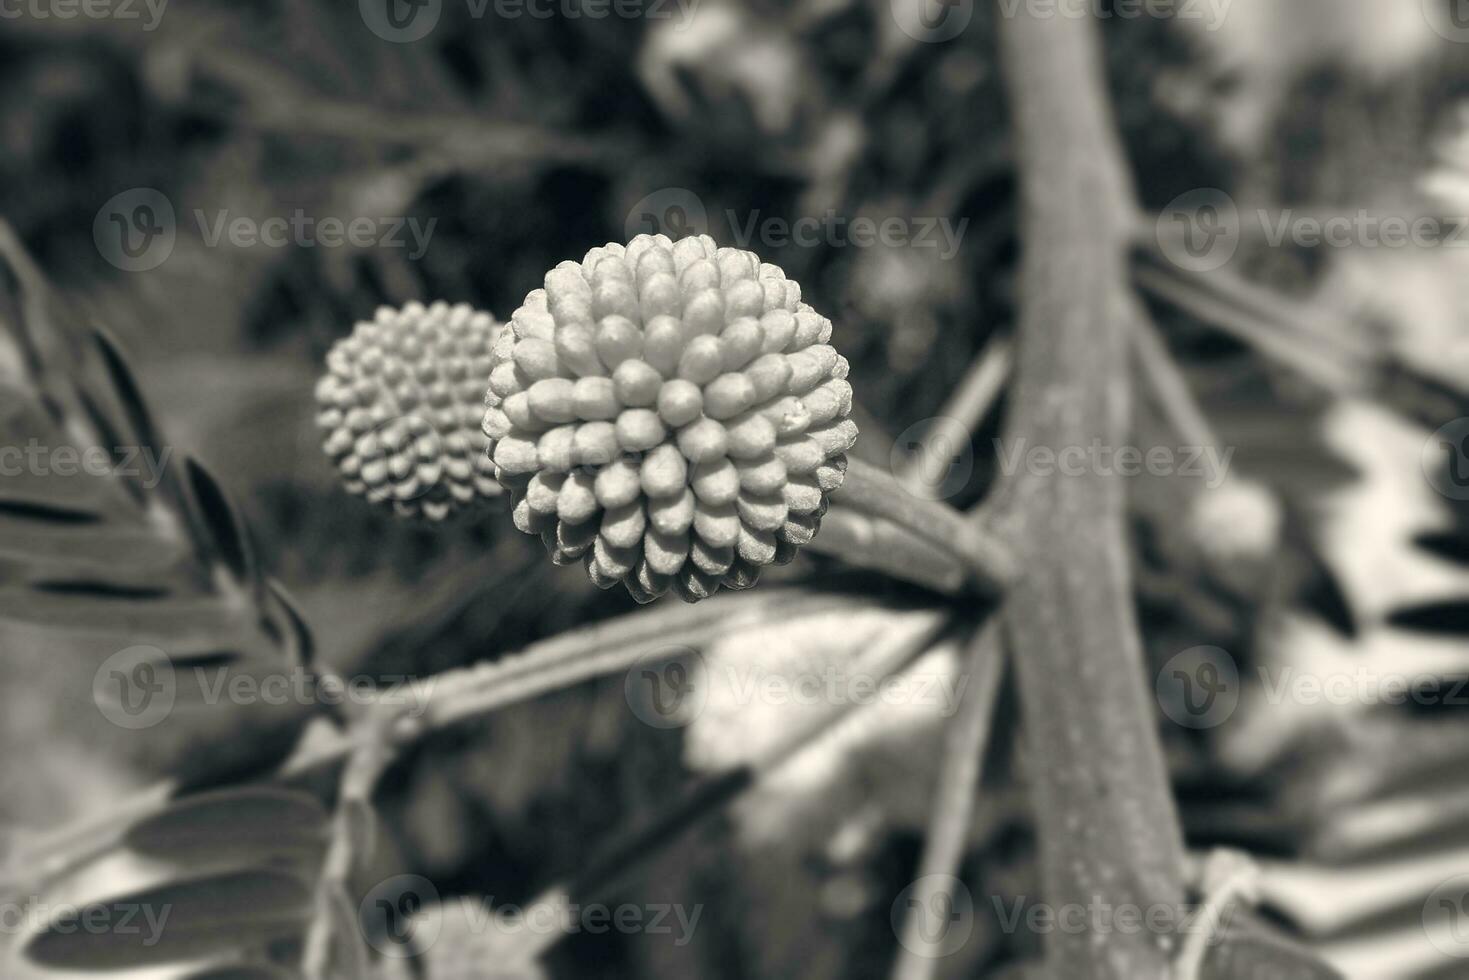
7 0 1469 977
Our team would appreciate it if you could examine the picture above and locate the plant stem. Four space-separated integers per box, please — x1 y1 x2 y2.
1132 260 1366 395
993 8 1187 978
890 619 1005 980
836 457 1015 596
412 592 860 732
278 589 878 780
895 336 1012 488
1132 316 1218 452
813 505 968 595
1134 247 1469 430
302 711 395 979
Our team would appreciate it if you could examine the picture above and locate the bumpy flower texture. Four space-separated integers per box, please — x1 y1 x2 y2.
482 235 858 603
316 301 504 521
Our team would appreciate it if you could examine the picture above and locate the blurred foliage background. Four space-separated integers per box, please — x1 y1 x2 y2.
7 0 1469 977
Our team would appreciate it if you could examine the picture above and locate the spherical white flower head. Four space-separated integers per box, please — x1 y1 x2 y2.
483 234 858 603
316 301 504 522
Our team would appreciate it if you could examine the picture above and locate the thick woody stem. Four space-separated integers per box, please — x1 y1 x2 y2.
992 9 1187 979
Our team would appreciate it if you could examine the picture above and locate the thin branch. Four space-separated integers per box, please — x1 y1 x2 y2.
890 618 1006 980
1132 260 1366 395
895 335 1013 485
1131 315 1218 451
278 588 878 780
1134 249 1469 430
410 592 861 733
302 711 396 979
1134 229 1373 361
